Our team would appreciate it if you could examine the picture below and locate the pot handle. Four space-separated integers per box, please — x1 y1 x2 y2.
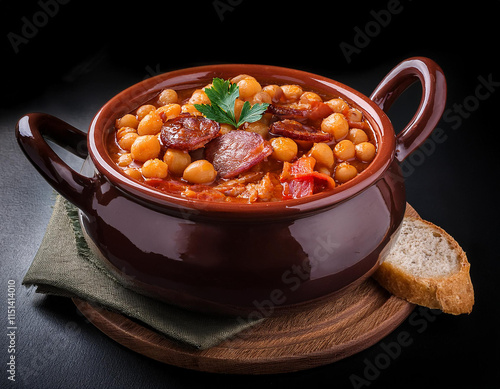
370 57 447 162
16 113 96 212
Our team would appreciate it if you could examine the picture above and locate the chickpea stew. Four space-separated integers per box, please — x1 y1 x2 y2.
107 75 377 203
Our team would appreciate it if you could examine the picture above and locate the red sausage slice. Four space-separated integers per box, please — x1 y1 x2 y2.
268 101 332 121
270 119 333 142
160 114 220 151
205 131 273 179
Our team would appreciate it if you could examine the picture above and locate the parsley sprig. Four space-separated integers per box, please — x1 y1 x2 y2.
194 78 269 128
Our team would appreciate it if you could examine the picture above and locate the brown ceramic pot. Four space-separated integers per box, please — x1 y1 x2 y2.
16 58 446 315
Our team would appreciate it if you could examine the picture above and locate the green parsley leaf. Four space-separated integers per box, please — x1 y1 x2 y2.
236 101 269 128
194 77 269 128
195 102 234 126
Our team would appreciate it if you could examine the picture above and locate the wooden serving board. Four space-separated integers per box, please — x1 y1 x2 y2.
73 205 419 375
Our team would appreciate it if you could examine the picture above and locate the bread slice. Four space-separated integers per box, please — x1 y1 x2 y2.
373 217 474 315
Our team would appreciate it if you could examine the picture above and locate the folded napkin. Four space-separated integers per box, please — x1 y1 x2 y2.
23 195 262 350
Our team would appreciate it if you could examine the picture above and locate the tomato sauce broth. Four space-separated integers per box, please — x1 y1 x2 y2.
107 75 377 203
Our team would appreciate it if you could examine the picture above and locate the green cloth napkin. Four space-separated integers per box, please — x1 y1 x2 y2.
23 195 262 350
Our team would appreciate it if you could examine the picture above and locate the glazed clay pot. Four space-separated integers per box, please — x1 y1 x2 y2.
16 58 446 315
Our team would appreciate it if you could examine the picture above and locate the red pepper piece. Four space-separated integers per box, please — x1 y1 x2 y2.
280 156 335 199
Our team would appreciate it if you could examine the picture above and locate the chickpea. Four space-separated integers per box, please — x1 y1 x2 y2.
335 162 358 183
156 103 181 122
347 128 369 144
117 153 133 167
130 135 161 162
136 104 156 121
317 166 332 176
118 132 139 151
355 142 376 162
231 74 255 84
308 143 334 169
234 99 245 123
334 139 356 161
163 148 192 175
281 85 303 102
219 123 234 135
141 158 169 179
270 137 298 162
158 89 178 105
181 104 202 116
124 168 142 180
116 114 139 129
183 160 217 184
345 107 363 122
250 91 272 105
237 78 262 99
189 89 210 105
325 98 349 113
137 111 163 135
116 126 137 140
289 102 309 110
262 85 284 103
321 113 349 141
300 92 322 104
244 121 269 137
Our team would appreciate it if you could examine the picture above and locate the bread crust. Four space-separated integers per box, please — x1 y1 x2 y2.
373 217 474 315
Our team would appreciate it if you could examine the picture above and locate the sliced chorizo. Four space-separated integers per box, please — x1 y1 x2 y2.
268 101 332 121
270 119 333 143
205 131 273 179
160 114 220 151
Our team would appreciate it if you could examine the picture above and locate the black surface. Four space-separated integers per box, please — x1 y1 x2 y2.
1 1 499 388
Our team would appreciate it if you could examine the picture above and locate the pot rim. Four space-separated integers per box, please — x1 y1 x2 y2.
88 64 396 218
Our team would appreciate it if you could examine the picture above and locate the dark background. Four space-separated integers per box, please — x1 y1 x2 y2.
1 0 499 388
